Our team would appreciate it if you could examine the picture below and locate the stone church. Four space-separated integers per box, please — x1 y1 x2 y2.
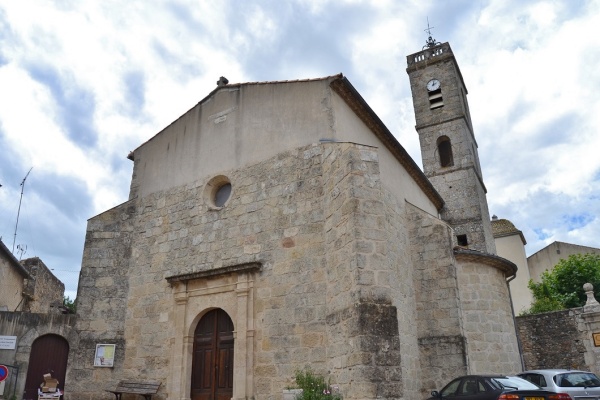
66 41 522 400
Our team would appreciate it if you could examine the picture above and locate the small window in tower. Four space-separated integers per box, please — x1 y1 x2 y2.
457 234 468 247
437 136 454 167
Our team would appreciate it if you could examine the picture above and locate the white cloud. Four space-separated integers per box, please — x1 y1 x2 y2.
1 0 599 295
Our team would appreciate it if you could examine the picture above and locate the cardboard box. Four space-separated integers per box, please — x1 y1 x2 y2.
40 373 59 393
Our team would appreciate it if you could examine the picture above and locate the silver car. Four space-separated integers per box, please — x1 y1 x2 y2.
518 369 600 399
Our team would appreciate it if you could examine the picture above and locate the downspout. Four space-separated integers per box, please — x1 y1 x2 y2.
506 273 526 371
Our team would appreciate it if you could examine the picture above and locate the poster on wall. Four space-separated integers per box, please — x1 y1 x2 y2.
94 344 115 367
0 336 17 350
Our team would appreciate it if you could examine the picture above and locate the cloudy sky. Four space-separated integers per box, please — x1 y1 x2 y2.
1 0 599 299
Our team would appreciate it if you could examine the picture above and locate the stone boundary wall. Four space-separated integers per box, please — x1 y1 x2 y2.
20 257 65 313
516 309 587 370
0 311 77 398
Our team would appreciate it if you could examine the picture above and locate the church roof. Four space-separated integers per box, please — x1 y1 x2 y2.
491 217 526 245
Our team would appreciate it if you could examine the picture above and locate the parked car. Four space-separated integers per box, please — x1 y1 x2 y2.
518 369 600 399
427 374 570 400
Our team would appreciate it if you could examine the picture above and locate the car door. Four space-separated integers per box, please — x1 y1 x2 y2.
441 377 498 400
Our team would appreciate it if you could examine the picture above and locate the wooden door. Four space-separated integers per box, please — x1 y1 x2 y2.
191 309 234 400
23 334 69 399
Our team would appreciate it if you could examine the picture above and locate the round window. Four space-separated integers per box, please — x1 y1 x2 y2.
214 182 232 207
204 176 232 209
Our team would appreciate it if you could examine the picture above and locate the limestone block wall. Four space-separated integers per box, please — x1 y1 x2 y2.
119 143 335 399
66 200 135 400
382 186 421 397
321 143 406 399
406 203 467 397
455 259 521 374
0 311 77 398
420 120 496 254
68 141 428 400
20 257 65 313
516 309 587 371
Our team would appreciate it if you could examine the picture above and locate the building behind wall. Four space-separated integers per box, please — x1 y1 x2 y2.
491 216 532 315
0 240 65 313
0 239 72 399
528 242 600 283
66 41 521 400
0 239 31 312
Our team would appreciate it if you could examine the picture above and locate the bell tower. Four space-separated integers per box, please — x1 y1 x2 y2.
406 33 496 254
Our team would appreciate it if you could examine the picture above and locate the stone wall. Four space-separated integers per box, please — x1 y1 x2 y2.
0 311 77 398
516 309 587 370
66 200 135 400
406 203 467 397
455 256 521 374
322 143 404 399
69 141 442 400
20 257 65 313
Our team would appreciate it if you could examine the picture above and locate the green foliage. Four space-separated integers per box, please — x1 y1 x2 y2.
293 368 342 400
63 295 76 313
521 253 600 315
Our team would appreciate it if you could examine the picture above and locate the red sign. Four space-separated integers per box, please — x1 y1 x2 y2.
0 365 8 383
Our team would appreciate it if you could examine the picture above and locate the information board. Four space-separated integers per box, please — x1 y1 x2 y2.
0 336 16 350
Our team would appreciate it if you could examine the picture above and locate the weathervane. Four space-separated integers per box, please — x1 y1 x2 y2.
423 18 441 49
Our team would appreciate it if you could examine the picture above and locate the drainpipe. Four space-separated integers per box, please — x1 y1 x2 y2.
506 274 526 371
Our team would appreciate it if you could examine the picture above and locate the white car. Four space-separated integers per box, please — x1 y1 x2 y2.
518 369 600 399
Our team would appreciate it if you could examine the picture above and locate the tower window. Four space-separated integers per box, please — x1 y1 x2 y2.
428 88 444 109
457 234 468 247
437 136 454 167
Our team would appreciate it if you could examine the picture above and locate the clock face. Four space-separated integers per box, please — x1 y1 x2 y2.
427 79 441 91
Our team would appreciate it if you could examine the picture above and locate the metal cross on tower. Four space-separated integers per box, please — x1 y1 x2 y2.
423 18 441 49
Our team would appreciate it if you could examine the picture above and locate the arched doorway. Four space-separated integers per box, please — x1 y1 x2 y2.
23 334 69 399
191 308 234 400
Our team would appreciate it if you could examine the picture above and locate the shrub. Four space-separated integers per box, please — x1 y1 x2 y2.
293 368 342 400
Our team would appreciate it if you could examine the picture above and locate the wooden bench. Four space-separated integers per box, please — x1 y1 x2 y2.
106 380 161 400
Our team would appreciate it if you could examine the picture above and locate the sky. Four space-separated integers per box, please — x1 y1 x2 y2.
0 0 599 299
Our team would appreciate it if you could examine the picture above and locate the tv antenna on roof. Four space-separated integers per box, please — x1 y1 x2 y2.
423 17 441 49
13 167 33 253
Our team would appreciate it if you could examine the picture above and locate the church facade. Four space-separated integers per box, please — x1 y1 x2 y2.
66 42 521 400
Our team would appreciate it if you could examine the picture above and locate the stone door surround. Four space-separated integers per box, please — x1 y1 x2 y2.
166 262 261 400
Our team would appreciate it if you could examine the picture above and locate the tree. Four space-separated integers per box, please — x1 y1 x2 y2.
63 296 76 313
521 253 600 315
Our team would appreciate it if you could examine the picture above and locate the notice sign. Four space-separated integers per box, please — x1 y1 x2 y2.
94 344 115 367
0 336 16 350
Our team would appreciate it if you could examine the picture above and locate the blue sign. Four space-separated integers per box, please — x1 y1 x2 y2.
0 365 8 383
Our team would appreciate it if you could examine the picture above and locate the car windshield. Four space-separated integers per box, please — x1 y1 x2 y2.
493 377 541 390
555 372 600 388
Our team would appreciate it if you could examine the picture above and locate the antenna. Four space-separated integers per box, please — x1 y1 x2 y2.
13 167 33 253
16 244 27 260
